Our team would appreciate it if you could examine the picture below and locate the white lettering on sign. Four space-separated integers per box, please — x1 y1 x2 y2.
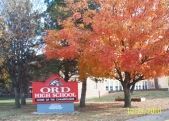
40 87 71 93
50 87 59 93
34 93 51 98
49 104 63 110
52 93 75 97
40 87 50 93
61 87 70 93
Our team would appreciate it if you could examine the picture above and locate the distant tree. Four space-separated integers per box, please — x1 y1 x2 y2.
45 0 100 107
0 0 41 108
29 55 61 80
45 0 71 21
0 15 11 94
43 0 78 82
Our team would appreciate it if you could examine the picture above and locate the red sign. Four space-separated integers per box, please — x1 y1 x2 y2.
32 74 78 104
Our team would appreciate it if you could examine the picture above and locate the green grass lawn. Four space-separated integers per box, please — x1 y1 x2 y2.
87 90 169 102
0 90 169 121
0 98 32 104
0 90 168 104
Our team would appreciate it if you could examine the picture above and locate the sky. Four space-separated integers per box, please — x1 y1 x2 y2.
0 0 47 15
31 0 47 13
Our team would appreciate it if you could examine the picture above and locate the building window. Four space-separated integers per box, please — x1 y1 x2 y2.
119 86 122 91
110 86 113 91
115 86 118 91
145 82 148 90
136 86 138 90
106 86 108 91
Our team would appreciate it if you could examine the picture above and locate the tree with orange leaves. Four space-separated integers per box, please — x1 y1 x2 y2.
45 0 169 107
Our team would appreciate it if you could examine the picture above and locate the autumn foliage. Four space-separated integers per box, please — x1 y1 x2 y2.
45 0 169 107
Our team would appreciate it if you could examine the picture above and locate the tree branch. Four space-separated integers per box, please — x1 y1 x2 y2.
129 75 144 86
115 67 123 83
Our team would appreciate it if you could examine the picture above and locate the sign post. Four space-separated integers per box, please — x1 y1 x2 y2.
32 74 78 113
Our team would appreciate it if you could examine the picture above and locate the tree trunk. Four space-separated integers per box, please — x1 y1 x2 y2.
154 77 159 89
123 86 131 108
21 92 26 105
20 74 27 105
80 80 87 108
64 72 69 82
63 60 70 82
14 87 21 108
130 83 135 94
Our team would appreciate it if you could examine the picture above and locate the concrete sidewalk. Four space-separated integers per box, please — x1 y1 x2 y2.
126 110 169 121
